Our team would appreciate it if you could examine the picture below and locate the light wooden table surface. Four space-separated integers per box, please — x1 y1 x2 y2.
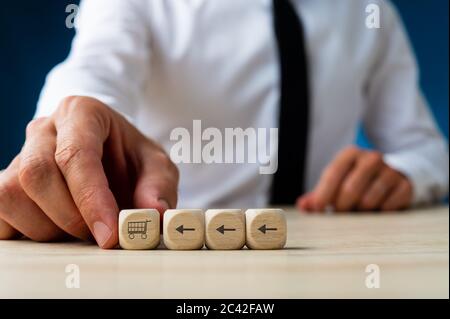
0 206 448 299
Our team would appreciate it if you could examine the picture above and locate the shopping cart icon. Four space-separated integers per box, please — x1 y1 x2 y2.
127 220 151 239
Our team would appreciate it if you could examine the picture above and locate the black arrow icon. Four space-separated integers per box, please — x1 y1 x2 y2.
258 224 277 234
216 225 236 234
176 225 196 234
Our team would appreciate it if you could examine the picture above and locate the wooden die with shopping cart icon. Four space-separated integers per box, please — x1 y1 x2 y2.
119 209 160 250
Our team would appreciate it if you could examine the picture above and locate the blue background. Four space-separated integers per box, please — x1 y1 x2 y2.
0 0 448 169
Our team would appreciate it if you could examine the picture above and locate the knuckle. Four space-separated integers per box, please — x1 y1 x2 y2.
54 96 80 120
400 179 412 190
336 187 356 211
80 96 105 112
18 155 54 188
57 96 84 114
155 151 179 180
361 152 383 171
25 118 47 136
344 145 360 156
54 145 83 172
56 96 110 141
399 180 413 201
335 145 361 165
75 185 99 212
60 95 80 108
341 181 356 197
169 161 180 183
322 167 339 185
383 166 397 179
0 176 21 207
154 150 170 164
367 151 383 165
83 101 108 125
372 180 387 196
149 178 175 197
56 96 107 120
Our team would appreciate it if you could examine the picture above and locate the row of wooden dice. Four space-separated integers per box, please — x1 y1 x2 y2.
119 208 287 250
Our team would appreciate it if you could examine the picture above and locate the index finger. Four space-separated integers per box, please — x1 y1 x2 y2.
312 146 361 211
53 99 118 248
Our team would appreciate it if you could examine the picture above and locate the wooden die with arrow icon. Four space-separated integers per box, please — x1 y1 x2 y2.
205 209 246 250
163 209 205 250
245 209 287 249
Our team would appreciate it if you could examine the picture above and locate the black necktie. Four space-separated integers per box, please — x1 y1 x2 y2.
270 0 310 205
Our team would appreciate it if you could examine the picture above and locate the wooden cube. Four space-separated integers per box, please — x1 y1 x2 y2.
245 209 287 249
205 209 245 250
119 209 160 250
163 209 205 250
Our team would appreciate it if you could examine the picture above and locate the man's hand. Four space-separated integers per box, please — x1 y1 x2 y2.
297 146 413 212
0 96 179 248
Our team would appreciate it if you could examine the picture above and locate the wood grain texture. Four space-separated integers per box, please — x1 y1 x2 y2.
163 209 205 250
0 206 448 298
245 209 287 249
205 209 245 250
118 209 160 250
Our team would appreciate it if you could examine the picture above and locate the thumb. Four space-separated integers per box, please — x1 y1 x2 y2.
133 146 179 218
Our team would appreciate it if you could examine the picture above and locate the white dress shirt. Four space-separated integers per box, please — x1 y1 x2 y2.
36 0 449 208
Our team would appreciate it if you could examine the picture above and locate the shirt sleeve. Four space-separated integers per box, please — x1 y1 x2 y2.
363 1 449 205
35 0 151 122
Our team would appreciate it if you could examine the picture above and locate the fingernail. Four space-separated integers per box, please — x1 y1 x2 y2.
93 221 112 248
158 199 170 211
